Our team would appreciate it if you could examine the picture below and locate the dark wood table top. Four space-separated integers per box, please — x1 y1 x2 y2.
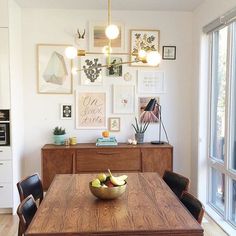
26 173 203 236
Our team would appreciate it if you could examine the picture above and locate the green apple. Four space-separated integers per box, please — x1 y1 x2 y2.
91 178 101 188
97 173 107 182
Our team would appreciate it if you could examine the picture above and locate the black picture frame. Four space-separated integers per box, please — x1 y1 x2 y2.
162 46 176 60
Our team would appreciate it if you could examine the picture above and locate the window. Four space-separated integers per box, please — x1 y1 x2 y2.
208 21 236 227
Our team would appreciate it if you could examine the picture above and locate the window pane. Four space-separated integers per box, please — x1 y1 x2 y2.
230 179 236 226
230 22 236 171
210 27 228 161
210 168 225 214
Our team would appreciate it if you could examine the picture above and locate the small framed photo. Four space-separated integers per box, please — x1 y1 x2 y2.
162 46 176 60
106 56 123 77
108 117 120 132
61 104 72 119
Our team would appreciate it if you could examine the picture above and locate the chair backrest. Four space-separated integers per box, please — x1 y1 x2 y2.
181 191 205 224
17 195 38 236
163 170 190 199
17 173 43 204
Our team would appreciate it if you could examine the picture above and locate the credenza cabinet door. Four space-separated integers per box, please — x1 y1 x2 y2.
42 149 75 190
141 148 173 177
75 149 141 173
0 28 10 109
0 0 8 27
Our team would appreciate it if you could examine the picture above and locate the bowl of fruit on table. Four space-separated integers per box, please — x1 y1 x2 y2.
89 169 128 200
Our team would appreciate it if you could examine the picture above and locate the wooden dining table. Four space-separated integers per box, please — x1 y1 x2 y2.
25 173 203 236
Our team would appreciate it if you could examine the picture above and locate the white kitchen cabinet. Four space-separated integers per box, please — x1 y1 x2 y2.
0 0 8 27
0 183 12 208
0 28 10 109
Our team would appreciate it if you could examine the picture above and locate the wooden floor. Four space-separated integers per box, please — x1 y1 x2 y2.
0 212 228 236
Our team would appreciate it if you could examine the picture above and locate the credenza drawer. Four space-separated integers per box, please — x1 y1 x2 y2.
0 183 12 208
0 160 12 182
76 149 141 172
0 146 11 160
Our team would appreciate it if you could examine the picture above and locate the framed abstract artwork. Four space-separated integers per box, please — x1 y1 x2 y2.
108 117 120 132
138 97 160 123
113 85 135 114
37 44 72 94
60 104 72 119
76 92 106 129
80 55 103 85
138 70 165 94
89 22 125 52
162 46 176 60
130 29 160 67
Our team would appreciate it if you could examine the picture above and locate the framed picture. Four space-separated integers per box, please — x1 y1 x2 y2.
130 29 160 67
80 55 103 85
106 56 123 77
108 117 120 132
89 22 125 52
162 46 176 60
61 104 72 119
76 92 106 129
138 97 160 123
37 44 72 94
113 85 135 114
138 70 165 94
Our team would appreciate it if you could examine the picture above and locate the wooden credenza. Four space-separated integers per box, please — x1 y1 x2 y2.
41 143 173 190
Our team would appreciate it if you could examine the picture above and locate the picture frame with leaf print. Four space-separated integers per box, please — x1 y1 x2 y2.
80 55 104 86
130 29 160 67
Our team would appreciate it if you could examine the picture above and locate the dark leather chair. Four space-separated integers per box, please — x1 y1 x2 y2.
163 170 190 199
17 173 43 204
181 191 205 224
17 195 38 236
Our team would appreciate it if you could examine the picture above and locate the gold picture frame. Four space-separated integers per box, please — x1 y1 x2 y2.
37 44 72 94
130 29 160 67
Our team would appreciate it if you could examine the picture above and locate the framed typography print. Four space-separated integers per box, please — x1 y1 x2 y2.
37 44 72 94
80 55 103 85
138 97 160 123
130 29 160 67
113 85 135 114
60 104 72 119
89 22 125 52
162 46 176 60
138 70 165 94
108 117 120 132
76 92 106 129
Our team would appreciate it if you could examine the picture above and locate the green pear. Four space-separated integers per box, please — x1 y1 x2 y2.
91 178 101 188
97 173 107 182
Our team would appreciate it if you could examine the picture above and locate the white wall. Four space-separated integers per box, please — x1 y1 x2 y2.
192 0 236 198
9 0 24 212
21 9 194 182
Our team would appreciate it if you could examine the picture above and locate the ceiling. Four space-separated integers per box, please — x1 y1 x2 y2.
15 0 205 11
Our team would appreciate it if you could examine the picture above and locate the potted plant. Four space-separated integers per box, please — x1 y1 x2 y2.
53 126 66 145
132 117 149 144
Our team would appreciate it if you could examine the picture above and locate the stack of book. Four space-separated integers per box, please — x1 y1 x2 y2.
96 137 118 146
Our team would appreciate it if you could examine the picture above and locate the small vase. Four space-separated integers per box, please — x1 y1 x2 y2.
135 133 144 144
54 134 66 145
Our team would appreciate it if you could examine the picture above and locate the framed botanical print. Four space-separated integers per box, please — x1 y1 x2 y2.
162 46 176 60
76 92 106 129
89 22 125 52
130 29 160 67
138 97 160 123
37 44 72 94
113 85 135 114
60 104 72 119
108 117 120 132
80 55 103 85
138 70 165 94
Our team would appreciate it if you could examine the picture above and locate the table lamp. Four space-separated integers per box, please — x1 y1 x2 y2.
144 98 169 145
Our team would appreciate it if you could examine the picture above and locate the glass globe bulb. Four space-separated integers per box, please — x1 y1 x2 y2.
65 46 77 59
105 24 119 39
102 45 112 56
71 67 78 75
138 50 147 60
146 51 161 66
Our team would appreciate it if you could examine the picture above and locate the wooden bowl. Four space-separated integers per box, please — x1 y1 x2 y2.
89 182 127 200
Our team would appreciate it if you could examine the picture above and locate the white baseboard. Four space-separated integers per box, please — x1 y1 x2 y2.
0 208 12 214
